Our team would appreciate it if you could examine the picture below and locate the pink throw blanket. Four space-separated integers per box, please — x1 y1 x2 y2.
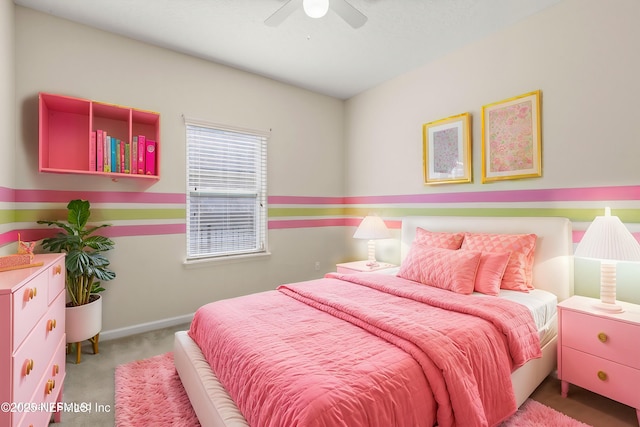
189 273 541 427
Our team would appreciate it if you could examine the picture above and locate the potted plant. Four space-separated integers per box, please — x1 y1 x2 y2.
37 199 116 362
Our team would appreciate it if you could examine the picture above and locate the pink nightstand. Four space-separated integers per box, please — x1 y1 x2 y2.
557 295 640 424
336 260 396 274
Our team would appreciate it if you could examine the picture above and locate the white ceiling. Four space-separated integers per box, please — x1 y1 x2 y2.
14 0 561 99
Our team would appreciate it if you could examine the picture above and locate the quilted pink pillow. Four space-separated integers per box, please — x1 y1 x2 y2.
414 228 464 249
398 244 481 294
473 251 511 296
461 232 537 292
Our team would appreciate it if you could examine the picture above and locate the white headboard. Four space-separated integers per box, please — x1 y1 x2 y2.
400 216 574 301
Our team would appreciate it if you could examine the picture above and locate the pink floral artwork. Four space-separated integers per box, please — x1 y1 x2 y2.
487 100 533 173
433 128 459 174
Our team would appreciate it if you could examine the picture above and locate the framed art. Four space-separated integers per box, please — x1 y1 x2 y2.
422 112 471 185
481 90 542 183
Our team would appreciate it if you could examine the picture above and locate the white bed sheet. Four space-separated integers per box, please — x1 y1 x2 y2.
374 267 557 344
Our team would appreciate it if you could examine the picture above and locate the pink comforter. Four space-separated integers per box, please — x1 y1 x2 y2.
189 273 541 427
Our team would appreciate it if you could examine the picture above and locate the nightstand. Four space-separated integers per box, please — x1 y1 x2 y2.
557 295 640 424
336 260 396 274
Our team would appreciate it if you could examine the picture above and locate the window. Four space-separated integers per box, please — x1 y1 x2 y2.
185 118 268 260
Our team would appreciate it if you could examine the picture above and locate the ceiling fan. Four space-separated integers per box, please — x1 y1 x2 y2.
265 0 368 29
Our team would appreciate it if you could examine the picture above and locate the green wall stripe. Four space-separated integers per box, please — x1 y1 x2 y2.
15 208 186 223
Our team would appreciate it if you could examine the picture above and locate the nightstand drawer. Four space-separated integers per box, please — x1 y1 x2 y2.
561 309 640 368
561 346 640 409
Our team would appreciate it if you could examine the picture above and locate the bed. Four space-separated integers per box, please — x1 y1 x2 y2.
174 216 574 427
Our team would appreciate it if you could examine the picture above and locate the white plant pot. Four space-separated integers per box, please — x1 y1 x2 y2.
65 294 102 343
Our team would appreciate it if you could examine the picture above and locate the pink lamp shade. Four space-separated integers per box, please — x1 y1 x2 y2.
353 216 390 266
574 207 640 312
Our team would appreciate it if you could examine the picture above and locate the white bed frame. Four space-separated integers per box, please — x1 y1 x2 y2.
174 216 574 427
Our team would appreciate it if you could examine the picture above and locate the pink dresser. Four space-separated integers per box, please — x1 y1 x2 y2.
558 295 640 424
0 254 66 427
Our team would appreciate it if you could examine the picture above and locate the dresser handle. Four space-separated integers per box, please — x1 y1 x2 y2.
45 379 56 394
24 359 34 376
597 370 608 381
53 364 59 375
597 332 608 343
54 265 62 275
47 319 57 331
27 287 37 300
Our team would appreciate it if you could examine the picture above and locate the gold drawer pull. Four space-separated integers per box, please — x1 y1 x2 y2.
53 364 59 375
24 359 34 376
597 371 608 381
45 379 55 394
53 264 62 275
47 318 57 331
597 332 608 343
27 287 37 300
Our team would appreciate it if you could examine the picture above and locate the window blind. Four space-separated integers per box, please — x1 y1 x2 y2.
185 120 268 259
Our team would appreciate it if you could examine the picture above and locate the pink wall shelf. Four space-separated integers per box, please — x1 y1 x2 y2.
38 93 161 180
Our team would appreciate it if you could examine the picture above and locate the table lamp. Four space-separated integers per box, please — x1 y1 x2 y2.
353 215 390 267
573 207 640 312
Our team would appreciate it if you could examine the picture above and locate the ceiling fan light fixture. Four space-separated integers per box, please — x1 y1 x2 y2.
303 0 329 18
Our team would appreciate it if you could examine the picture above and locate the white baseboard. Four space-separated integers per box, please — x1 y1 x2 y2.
99 313 194 342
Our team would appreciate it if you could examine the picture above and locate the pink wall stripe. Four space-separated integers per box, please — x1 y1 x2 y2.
13 188 185 204
343 217 401 229
571 230 640 245
3 184 639 205
268 218 347 229
344 185 640 205
268 195 345 204
2 224 185 245
0 187 15 202
101 224 186 237
268 218 402 230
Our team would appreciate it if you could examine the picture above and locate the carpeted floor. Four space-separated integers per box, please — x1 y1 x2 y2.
114 352 591 427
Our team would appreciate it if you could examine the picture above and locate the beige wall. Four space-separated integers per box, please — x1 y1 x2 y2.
12 0 640 331
345 0 640 196
14 7 346 333
0 0 15 255
343 0 640 303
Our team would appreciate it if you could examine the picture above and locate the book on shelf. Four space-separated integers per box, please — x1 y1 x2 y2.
131 136 138 174
124 141 130 174
145 139 156 175
111 137 117 173
89 131 97 171
97 130 104 172
104 134 111 172
137 135 146 174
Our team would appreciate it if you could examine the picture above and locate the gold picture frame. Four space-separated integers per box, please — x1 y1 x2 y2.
481 90 542 183
423 112 471 185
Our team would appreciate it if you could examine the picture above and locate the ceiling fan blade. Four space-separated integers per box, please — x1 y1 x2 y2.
265 0 301 27
331 0 368 28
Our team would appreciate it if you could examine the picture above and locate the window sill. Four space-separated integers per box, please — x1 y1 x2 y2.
183 251 271 269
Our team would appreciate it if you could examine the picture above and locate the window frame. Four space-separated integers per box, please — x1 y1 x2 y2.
184 117 269 262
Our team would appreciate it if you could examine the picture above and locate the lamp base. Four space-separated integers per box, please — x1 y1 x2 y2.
593 301 624 313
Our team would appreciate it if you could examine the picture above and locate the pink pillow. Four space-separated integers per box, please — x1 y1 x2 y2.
414 228 464 250
461 232 537 292
473 251 511 296
398 244 481 294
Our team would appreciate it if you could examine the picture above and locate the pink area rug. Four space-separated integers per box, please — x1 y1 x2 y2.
115 352 591 427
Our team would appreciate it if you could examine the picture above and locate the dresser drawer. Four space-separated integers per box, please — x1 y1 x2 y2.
15 407 51 427
15 339 66 427
12 273 48 350
47 261 65 305
12 292 65 405
561 346 640 409
561 309 640 368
